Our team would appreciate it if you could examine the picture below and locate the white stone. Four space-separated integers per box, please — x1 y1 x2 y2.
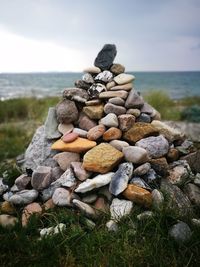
75 172 114 193
82 73 94 84
51 168 76 188
114 73 135 85
110 140 129 151
58 123 74 135
95 70 113 83
106 220 118 232
110 198 133 221
52 188 71 206
99 113 118 127
152 189 164 210
73 128 88 138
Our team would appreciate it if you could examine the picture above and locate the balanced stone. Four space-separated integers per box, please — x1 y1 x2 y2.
51 138 96 153
74 79 90 90
118 114 135 131
109 163 133 196
110 83 132 91
126 108 141 117
123 122 158 143
8 189 38 205
83 104 104 120
149 157 169 177
136 135 169 158
88 83 106 99
31 166 52 191
75 172 114 193
62 132 79 143
82 73 94 84
95 70 113 83
44 107 61 139
110 198 133 221
14 174 31 190
73 128 88 138
58 123 74 135
108 97 125 106
104 103 126 116
99 90 128 99
83 66 101 74
123 146 149 164
83 143 124 173
70 162 91 181
123 184 152 208
106 81 116 90
109 140 129 151
114 73 135 85
85 99 102 106
63 88 89 103
110 63 125 74
125 90 144 109
99 113 119 127
137 113 151 123
56 99 78 124
52 188 72 206
87 124 106 141
78 113 97 131
103 127 122 141
94 44 117 70
53 152 80 171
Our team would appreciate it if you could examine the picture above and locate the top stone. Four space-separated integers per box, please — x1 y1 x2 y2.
94 44 117 70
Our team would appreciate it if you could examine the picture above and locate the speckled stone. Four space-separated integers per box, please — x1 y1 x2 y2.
99 113 119 128
103 127 122 141
118 114 135 131
110 63 125 74
125 90 144 109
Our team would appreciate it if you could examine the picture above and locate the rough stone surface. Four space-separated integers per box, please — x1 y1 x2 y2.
123 146 149 164
0 201 16 214
118 114 135 131
109 140 129 151
95 70 113 83
137 113 151 123
106 81 116 90
56 99 78 124
14 174 31 190
0 214 18 228
169 222 192 243
152 189 164 210
136 135 169 158
83 143 124 173
87 124 106 141
110 198 133 222
63 88 89 102
103 127 122 141
88 83 106 99
44 107 61 139
82 73 94 84
83 104 104 120
123 184 152 208
133 163 151 176
125 90 144 109
53 152 80 171
167 148 180 162
51 137 96 153
110 63 125 74
104 103 126 116
78 113 97 131
74 79 91 90
181 151 200 174
52 168 76 188
106 220 118 232
137 211 154 221
123 122 158 144
99 113 119 128
126 108 141 117
94 44 117 70
8 189 39 205
167 161 190 185
71 162 91 181
22 202 42 227
184 183 200 207
109 163 133 196
0 178 8 195
149 158 169 177
114 73 135 85
31 166 52 191
130 177 151 191
52 188 72 206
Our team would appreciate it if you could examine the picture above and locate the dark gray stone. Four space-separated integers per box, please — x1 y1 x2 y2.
94 44 117 70
169 221 192 243
74 80 91 90
137 113 151 123
109 163 133 196
125 90 144 109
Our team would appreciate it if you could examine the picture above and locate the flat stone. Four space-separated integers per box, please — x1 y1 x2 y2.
62 132 79 143
0 178 8 195
82 73 94 84
94 44 117 70
123 122 158 144
99 90 128 99
78 113 97 131
125 90 144 109
110 83 132 91
44 107 61 139
75 172 114 193
72 199 97 219
126 108 141 117
110 63 125 74
123 184 152 208
74 79 90 90
184 183 200 207
103 127 122 141
109 163 133 196
160 180 193 218
88 83 106 99
22 202 42 227
133 163 151 176
63 88 89 103
83 66 101 74
14 174 31 190
51 137 96 153
73 128 88 138
53 152 80 171
56 99 78 124
108 97 125 106
83 104 104 120
167 160 190 185
104 103 126 116
0 214 18 228
99 113 119 128
136 135 169 158
31 166 52 191
149 157 169 177
51 168 76 188
181 151 200 174
118 114 135 131
8 189 38 205
123 146 149 164
85 99 102 106
87 124 106 141
70 162 91 181
110 198 133 222
152 189 164 210
137 113 151 123
94 70 113 83
114 73 135 85
109 140 129 151
169 222 192 243
151 120 183 142
52 188 72 206
106 81 116 90
58 123 74 135
83 143 124 174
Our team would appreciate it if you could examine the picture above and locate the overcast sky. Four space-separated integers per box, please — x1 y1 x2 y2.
0 0 200 72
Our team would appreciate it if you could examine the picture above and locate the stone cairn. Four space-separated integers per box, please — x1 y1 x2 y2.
1 44 200 241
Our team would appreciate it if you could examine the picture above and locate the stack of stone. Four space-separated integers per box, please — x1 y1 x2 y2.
1 44 200 240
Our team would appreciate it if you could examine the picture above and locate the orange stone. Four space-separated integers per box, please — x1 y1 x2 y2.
103 127 122 141
123 184 152 208
51 137 96 153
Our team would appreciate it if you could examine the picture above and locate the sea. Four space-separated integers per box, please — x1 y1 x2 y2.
0 71 199 100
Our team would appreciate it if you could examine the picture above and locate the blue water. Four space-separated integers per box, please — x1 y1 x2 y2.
0 71 199 100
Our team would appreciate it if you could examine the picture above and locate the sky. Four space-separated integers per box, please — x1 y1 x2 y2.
0 0 200 72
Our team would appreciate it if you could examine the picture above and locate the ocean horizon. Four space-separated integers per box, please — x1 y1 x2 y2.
0 71 200 100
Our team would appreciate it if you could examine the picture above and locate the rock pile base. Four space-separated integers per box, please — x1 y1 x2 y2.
1 44 200 241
